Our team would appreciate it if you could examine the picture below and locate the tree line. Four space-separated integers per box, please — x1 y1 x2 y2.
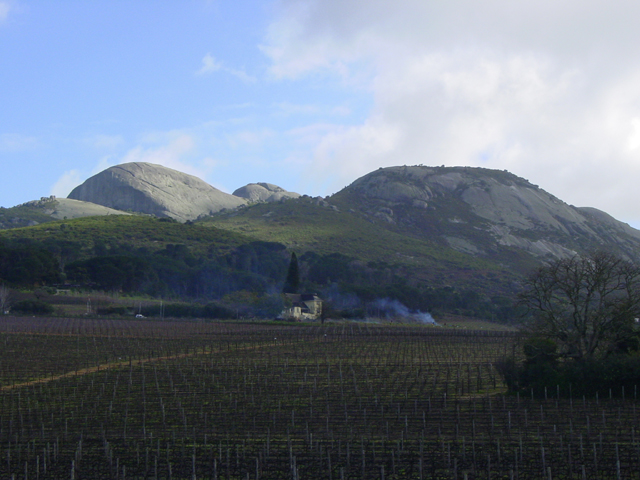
0 236 522 321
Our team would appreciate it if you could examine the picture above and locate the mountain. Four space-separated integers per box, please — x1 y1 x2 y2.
233 183 301 203
201 165 640 314
329 166 640 265
0 196 129 229
2 163 640 321
5 163 639 271
68 162 247 222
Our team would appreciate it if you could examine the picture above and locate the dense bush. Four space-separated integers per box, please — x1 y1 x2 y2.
497 337 640 398
139 302 235 320
12 299 55 315
64 241 290 301
0 240 62 287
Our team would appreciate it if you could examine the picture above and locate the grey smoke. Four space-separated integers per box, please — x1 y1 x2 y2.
369 298 437 325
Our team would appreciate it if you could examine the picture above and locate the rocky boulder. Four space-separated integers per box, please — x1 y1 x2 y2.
233 183 300 203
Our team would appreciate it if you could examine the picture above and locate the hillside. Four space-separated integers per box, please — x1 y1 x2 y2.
201 196 522 320
206 166 640 280
2 163 640 321
0 197 129 229
195 165 640 320
0 215 292 311
68 162 247 221
200 196 506 279
330 166 640 265
0 203 518 320
0 214 249 259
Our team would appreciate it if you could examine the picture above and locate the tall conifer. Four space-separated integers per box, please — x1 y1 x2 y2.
283 252 300 293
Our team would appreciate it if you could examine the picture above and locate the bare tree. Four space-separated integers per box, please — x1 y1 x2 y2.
519 251 640 361
0 284 12 314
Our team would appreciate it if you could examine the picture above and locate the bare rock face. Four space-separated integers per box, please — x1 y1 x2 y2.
68 162 246 222
49 198 131 220
233 183 301 203
337 165 640 262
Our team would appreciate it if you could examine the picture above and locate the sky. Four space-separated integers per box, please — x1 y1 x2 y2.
2 1 640 228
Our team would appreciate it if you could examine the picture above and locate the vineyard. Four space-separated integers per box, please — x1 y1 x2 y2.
0 317 639 479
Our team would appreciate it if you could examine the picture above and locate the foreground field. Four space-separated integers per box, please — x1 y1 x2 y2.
0 317 638 479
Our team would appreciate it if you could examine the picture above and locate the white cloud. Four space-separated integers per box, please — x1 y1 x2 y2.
304 117 402 193
51 170 83 198
331 105 351 116
287 123 341 145
197 53 256 83
120 134 203 177
0 133 37 151
0 2 11 23
261 0 640 225
91 155 116 175
274 102 351 117
627 118 640 152
197 52 223 74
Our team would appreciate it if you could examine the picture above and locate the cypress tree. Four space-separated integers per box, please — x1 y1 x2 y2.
283 252 300 293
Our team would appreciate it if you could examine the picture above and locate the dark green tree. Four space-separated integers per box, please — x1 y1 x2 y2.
0 284 12 314
283 252 300 294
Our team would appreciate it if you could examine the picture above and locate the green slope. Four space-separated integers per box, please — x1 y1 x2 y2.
0 214 252 258
0 200 523 320
199 199 516 292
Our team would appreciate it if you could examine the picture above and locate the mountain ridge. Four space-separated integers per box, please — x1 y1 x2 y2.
3 162 639 268
2 162 639 321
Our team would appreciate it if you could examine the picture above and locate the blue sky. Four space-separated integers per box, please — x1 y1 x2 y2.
3 1 640 228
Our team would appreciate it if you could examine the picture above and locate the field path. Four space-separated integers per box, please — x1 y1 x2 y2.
0 341 279 392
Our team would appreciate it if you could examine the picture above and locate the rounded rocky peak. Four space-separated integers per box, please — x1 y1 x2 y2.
347 166 438 203
233 183 301 203
346 165 534 202
343 165 593 232
68 162 246 222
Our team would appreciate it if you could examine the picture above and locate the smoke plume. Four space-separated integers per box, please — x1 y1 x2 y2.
368 298 437 325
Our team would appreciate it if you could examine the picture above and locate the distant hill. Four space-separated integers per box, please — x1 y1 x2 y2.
0 164 303 228
0 197 129 229
206 166 640 275
200 192 517 302
68 162 247 222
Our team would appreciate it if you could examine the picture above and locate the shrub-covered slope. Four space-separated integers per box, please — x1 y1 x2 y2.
3 165 640 321
0 215 291 303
